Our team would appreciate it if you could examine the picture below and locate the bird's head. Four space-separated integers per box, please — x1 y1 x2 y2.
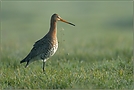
51 13 75 26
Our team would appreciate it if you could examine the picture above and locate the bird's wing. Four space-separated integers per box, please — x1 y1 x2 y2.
24 35 53 61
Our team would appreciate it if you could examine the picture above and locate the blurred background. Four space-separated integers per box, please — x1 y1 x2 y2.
1 1 133 58
0 1 133 89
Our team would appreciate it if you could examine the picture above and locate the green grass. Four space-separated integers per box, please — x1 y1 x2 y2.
0 1 133 89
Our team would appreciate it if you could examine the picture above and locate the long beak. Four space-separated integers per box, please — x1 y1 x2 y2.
59 18 75 26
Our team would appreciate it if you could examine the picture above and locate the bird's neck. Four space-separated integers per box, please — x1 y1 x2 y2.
49 21 57 37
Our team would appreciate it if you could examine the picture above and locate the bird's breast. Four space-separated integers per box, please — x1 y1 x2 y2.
50 42 58 56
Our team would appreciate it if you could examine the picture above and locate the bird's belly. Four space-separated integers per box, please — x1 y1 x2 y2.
40 43 58 60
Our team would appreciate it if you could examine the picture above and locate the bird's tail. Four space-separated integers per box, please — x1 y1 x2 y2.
20 59 26 63
20 57 30 68
20 53 30 64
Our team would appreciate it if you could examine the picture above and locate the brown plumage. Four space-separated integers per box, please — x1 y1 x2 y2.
20 14 75 72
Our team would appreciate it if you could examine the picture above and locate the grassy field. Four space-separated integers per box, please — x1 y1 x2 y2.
0 1 133 89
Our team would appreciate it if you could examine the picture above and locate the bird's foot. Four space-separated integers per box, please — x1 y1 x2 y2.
43 68 46 73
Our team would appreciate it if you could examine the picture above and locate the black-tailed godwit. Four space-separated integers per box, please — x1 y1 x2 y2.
20 14 75 72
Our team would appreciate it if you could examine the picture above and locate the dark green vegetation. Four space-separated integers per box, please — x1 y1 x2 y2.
0 1 133 89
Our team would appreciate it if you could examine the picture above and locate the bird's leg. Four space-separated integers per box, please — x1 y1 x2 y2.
43 60 46 72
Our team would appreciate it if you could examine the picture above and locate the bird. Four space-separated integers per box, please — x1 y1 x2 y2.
20 13 75 72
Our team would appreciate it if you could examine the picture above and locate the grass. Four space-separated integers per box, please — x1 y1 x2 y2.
0 1 133 89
